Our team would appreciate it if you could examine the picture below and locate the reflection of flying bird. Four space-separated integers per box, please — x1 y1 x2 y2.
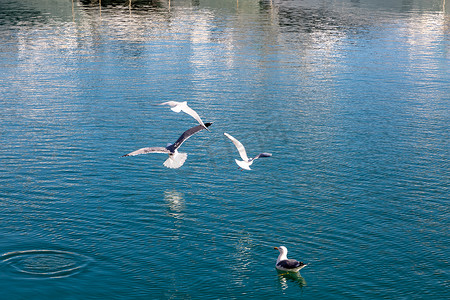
224 132 272 170
122 123 212 169
274 246 306 272
157 101 210 131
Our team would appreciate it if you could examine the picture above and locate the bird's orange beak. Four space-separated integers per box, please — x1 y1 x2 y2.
274 247 278 250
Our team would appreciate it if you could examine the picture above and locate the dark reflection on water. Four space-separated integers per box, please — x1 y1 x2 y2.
276 270 307 292
0 0 448 299
80 0 167 7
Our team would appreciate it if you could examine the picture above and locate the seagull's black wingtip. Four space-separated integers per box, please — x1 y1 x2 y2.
204 122 213 131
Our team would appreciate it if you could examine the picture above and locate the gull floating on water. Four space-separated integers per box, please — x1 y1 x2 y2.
274 246 306 273
122 123 212 169
224 132 272 170
156 101 210 131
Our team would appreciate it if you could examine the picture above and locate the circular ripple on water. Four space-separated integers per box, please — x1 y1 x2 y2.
0 250 92 279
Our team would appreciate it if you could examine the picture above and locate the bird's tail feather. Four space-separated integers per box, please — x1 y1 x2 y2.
235 159 252 170
164 152 188 169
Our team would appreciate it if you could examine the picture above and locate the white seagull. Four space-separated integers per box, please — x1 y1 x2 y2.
224 132 272 170
274 246 306 273
157 101 210 131
122 123 212 169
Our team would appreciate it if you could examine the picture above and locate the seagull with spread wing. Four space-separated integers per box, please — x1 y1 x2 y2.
122 123 212 169
156 101 210 131
224 132 272 170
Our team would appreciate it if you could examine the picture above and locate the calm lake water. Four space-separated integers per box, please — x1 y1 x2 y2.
0 0 449 299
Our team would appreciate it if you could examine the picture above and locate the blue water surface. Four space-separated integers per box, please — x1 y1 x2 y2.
0 0 449 299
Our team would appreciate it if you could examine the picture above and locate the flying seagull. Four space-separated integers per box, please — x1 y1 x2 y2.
223 132 272 170
122 123 212 169
156 101 210 131
274 246 307 272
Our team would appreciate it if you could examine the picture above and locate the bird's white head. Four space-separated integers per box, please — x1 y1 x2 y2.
274 246 288 262
274 246 288 255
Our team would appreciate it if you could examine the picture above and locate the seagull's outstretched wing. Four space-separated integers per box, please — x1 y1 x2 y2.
157 101 183 112
157 101 209 130
277 259 305 269
254 152 272 160
122 147 169 157
167 122 212 152
224 133 249 161
179 103 207 129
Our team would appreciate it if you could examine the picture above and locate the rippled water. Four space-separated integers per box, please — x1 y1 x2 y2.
0 0 449 299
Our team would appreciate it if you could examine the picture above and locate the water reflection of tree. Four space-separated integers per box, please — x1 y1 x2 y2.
79 0 167 8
